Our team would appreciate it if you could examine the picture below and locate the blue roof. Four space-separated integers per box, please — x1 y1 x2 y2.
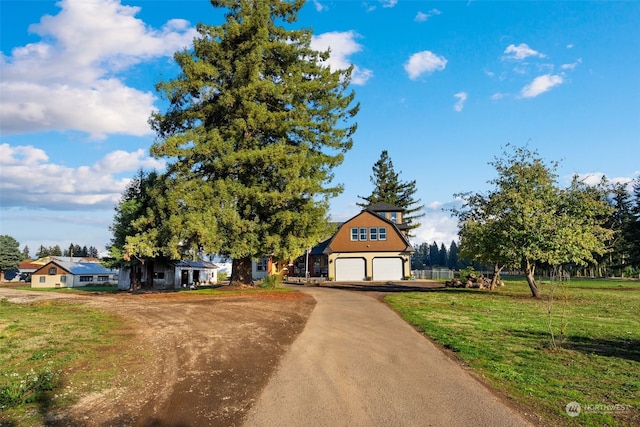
54 260 117 275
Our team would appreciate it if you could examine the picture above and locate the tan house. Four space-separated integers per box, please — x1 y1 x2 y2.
314 202 415 281
31 260 118 288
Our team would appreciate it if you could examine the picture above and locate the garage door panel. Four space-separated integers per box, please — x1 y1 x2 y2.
373 257 403 281
335 258 365 281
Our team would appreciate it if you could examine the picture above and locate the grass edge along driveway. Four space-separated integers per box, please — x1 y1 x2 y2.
385 278 640 427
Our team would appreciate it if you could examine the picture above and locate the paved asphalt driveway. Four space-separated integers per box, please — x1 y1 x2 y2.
244 285 534 427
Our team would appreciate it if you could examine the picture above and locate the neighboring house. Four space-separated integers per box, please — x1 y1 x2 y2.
117 259 219 291
18 256 101 282
252 257 290 280
302 202 415 281
31 260 118 288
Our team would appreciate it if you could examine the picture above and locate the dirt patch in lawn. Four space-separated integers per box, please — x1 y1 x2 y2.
0 288 315 427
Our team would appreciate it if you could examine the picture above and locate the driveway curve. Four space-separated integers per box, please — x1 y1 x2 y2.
244 285 533 427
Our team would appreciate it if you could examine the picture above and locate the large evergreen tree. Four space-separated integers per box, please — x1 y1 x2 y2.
126 0 358 286
604 183 634 276
627 179 640 270
0 235 22 282
358 150 424 237
447 241 459 270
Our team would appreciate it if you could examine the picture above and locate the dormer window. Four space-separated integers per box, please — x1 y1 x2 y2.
390 212 398 223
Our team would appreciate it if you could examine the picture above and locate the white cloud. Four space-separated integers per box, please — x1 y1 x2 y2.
404 51 447 80
412 204 460 246
453 92 468 112
561 58 583 70
415 9 442 22
0 0 197 139
381 0 398 8
311 31 373 85
312 0 328 12
503 43 546 61
566 44 574 49
0 143 165 209
520 74 564 98
490 92 509 101
571 172 635 192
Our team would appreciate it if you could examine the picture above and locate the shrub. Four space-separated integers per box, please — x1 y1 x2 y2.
259 275 280 290
459 266 478 282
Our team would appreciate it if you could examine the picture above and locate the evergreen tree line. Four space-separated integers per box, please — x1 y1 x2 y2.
31 243 99 260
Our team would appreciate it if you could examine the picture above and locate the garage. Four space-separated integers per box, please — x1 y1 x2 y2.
372 257 403 281
335 258 366 281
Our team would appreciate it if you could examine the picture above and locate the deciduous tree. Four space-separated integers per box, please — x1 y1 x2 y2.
127 0 358 286
453 145 613 297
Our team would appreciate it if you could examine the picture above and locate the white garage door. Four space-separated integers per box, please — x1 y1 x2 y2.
373 257 403 281
335 258 366 281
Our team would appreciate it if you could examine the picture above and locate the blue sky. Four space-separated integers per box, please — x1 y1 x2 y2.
1 0 639 257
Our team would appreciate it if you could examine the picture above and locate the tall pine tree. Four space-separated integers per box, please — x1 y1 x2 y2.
127 0 359 286
627 179 640 271
358 150 424 237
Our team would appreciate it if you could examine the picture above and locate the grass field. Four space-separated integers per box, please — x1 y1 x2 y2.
385 277 640 426
0 298 132 426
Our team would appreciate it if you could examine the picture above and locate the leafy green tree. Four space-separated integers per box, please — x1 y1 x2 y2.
106 170 164 265
126 0 358 286
0 235 22 282
453 192 510 289
453 145 613 297
50 245 62 256
358 150 424 237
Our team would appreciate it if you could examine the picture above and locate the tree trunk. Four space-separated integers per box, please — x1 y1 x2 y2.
523 259 540 298
490 264 504 290
230 257 254 287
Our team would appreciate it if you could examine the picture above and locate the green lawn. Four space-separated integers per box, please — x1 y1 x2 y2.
0 298 132 426
385 278 640 426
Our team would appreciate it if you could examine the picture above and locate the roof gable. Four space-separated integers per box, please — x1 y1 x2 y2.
325 210 414 253
33 260 116 276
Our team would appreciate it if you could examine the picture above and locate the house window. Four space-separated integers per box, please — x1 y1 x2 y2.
153 272 165 279
378 227 387 240
97 276 109 282
378 212 386 218
257 258 268 271
359 228 368 241
79 276 93 282
39 276 46 283
370 227 378 241
351 228 358 241
390 212 398 223
60 276 67 283
48 267 57 275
